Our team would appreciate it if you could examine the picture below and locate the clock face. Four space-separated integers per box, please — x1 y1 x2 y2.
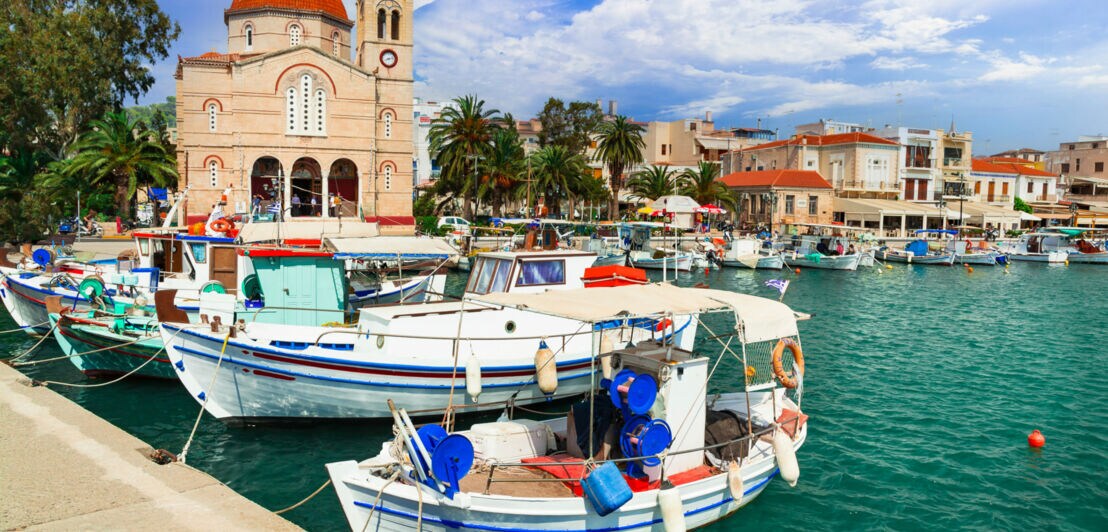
380 49 398 68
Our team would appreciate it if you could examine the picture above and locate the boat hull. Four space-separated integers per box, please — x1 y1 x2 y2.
49 313 173 379
857 251 875 268
1066 252 1108 264
630 254 692 272
722 255 784 270
877 251 956 265
1007 251 1067 263
591 254 628 267
782 253 860 270
955 253 1002 265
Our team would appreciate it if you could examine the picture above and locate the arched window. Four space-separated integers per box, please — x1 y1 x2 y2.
391 10 400 40
383 111 393 138
384 165 392 191
286 87 297 133
332 32 340 56
209 161 219 188
289 24 301 47
377 9 386 39
315 89 326 133
300 74 311 133
208 103 217 132
244 24 253 50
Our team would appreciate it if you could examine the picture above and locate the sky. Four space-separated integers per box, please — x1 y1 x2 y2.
143 0 1108 153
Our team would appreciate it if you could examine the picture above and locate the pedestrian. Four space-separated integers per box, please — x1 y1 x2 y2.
291 194 301 216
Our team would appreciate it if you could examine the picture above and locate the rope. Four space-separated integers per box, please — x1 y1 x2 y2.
359 470 401 532
13 334 150 366
179 330 232 464
0 321 49 335
33 328 182 389
8 319 61 364
274 479 332 515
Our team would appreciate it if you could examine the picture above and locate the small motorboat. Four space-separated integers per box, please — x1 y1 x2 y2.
720 239 783 270
877 239 955 265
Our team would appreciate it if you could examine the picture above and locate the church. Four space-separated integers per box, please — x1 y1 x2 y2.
175 0 414 230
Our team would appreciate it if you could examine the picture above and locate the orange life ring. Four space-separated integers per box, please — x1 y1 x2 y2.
654 317 673 332
209 218 234 233
771 338 805 389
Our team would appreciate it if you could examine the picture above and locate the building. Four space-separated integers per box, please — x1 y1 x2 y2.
794 119 868 137
413 97 450 186
718 170 835 228
871 126 974 204
730 133 901 200
990 148 1046 170
175 0 414 228
969 159 1058 206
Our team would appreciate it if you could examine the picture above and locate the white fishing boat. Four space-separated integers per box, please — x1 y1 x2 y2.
946 240 1007 265
719 239 783 270
158 250 698 422
999 232 1071 263
326 284 809 531
1020 227 1108 264
876 232 956 265
628 249 693 272
779 235 860 270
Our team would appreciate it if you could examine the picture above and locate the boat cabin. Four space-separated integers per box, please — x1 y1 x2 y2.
130 231 245 294
465 250 598 296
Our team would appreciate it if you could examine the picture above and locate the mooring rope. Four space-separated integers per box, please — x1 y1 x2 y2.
13 335 150 367
359 470 401 532
0 321 49 335
8 320 61 363
33 328 182 389
274 478 332 515
179 330 232 464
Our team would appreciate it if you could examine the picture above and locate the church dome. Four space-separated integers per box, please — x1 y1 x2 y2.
228 0 349 21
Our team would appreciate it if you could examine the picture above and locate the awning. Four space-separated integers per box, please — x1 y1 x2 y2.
952 203 1024 225
833 198 945 217
473 283 799 343
322 236 459 259
238 220 380 243
695 137 734 151
1020 211 1042 221
650 195 701 213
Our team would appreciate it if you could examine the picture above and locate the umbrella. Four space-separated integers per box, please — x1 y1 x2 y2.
636 206 656 214
695 204 727 214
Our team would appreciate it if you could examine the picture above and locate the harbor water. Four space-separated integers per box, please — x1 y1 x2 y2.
5 264 1106 530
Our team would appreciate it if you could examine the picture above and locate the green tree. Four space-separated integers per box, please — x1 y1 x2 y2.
427 95 501 220
0 149 59 243
1013 196 1033 214
680 161 735 209
531 145 589 220
66 112 177 219
626 165 683 203
536 98 603 156
0 1 180 156
478 125 526 217
594 116 645 219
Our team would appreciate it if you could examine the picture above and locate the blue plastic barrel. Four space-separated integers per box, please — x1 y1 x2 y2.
132 267 160 292
582 462 632 516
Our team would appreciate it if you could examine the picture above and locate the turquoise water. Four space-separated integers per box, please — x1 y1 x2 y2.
5 263 1107 530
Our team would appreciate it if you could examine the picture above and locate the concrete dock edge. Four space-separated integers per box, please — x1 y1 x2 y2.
0 363 301 531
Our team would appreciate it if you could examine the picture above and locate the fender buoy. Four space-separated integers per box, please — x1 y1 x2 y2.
771 338 805 389
772 430 800 487
727 460 744 501
535 339 558 395
465 354 482 403
209 218 234 233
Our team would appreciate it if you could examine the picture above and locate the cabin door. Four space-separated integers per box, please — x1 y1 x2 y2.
161 241 184 273
987 181 995 202
209 247 238 293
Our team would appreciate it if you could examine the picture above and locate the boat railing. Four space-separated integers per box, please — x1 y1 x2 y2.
465 413 804 494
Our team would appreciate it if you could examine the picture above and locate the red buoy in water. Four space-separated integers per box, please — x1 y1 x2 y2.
794 268 801 274
705 267 711 275
1028 429 1045 448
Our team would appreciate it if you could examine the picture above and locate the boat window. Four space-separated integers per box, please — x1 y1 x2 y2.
517 260 565 287
468 258 496 294
138 239 149 256
489 259 512 293
190 243 207 263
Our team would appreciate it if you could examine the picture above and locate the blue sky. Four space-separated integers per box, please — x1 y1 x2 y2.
144 0 1108 153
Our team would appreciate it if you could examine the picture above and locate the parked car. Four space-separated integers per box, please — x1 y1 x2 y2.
437 216 471 232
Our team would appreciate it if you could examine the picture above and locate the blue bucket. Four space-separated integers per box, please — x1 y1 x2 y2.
582 462 632 516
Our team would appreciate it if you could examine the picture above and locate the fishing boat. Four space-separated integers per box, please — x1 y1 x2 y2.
623 224 692 272
1033 228 1108 264
326 284 809 531
45 297 173 379
779 235 861 270
945 240 1007 265
999 232 1070 263
876 233 956 265
719 239 783 270
157 249 699 422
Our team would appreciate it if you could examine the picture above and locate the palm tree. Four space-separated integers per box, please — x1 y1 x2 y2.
0 148 47 203
531 145 588 219
427 95 501 220
478 125 525 217
66 112 176 219
594 116 644 219
680 161 735 210
625 165 683 203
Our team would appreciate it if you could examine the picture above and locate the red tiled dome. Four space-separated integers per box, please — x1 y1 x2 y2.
228 0 349 21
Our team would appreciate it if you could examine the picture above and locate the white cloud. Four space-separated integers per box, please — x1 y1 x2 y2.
870 56 927 70
525 10 544 22
979 52 1052 81
659 95 745 118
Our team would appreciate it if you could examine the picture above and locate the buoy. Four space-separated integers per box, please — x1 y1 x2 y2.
704 267 711 275
727 460 744 501
794 268 801 274
1064 260 1069 266
535 339 558 395
772 430 799 487
657 482 687 532
967 267 974 273
885 264 893 270
465 354 482 402
599 332 614 380
1028 429 1045 448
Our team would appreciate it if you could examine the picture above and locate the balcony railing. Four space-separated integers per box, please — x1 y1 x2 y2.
943 158 966 167
978 194 1012 203
841 180 896 191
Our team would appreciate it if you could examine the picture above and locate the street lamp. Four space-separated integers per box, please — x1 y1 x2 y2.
1069 201 1079 226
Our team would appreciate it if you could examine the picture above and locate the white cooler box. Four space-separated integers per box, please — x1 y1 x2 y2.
468 419 553 462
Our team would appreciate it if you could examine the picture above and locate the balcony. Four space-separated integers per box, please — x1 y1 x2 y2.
841 180 897 191
978 194 1012 204
942 158 967 168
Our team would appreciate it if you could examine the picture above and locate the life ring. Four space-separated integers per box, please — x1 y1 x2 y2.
654 317 672 332
771 338 805 389
209 218 234 233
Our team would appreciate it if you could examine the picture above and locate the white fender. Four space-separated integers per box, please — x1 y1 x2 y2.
772 430 799 487
727 460 744 501
535 340 558 395
657 483 686 532
465 354 482 403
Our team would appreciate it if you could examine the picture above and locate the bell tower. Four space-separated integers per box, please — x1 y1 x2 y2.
355 0 414 221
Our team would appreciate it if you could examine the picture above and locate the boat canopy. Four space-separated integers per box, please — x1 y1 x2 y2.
322 236 459 259
237 220 380 243
473 283 799 343
914 229 958 235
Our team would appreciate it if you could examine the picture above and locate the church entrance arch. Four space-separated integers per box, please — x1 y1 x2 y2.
250 156 283 216
290 157 322 217
328 158 358 217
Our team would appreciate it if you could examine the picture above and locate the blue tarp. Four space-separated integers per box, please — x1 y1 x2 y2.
148 188 168 201
914 229 958 235
905 240 930 256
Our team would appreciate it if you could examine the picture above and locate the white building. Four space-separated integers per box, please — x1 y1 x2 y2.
413 97 451 186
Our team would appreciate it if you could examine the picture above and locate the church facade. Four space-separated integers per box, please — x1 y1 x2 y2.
175 0 414 229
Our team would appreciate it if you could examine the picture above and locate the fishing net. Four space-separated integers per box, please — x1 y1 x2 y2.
742 335 801 389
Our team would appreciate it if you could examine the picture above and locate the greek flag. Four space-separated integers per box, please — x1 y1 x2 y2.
765 279 790 297
267 201 281 214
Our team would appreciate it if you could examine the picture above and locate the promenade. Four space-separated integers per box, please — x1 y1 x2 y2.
0 362 300 531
